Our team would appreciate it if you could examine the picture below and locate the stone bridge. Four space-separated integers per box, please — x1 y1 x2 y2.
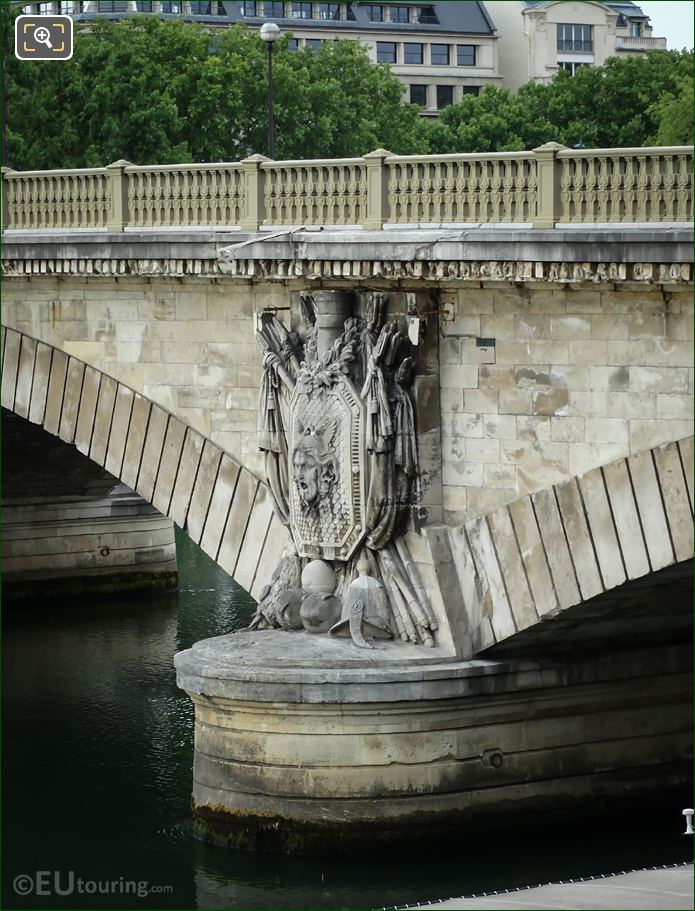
2 144 693 658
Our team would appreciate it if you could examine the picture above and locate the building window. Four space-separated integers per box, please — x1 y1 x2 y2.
403 42 423 64
264 1 285 16
287 37 299 50
558 61 589 75
346 3 355 19
96 1 128 10
457 44 476 66
389 5 409 23
415 5 438 24
628 20 643 36
462 85 480 96
318 2 340 19
436 85 453 109
306 37 323 53
38 1 53 10
189 1 211 12
240 0 256 13
290 1 312 18
161 1 182 11
557 23 592 53
364 4 383 22
60 0 77 11
430 43 449 65
376 41 397 63
410 84 427 106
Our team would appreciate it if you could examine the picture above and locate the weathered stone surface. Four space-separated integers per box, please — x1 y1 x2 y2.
653 441 693 563
199 455 240 562
58 358 85 444
169 429 205 529
28 341 52 426
186 441 223 545
234 482 273 594
602 459 650 580
74 365 100 456
42 348 69 436
90 375 118 467
507 495 558 618
1 328 20 410
120 394 151 491
105 384 134 478
152 417 187 517
13 334 36 420
553 478 603 601
174 629 691 848
577 468 626 591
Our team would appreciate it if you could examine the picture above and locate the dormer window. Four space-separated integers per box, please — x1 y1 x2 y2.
389 5 409 23
629 20 643 36
415 5 438 24
318 2 340 19
290 1 312 18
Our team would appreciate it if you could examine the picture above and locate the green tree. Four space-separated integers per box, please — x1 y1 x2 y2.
649 75 694 145
5 14 428 168
429 49 693 154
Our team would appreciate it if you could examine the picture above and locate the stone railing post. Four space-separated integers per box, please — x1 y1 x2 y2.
106 159 132 233
533 142 567 229
363 148 393 230
1 166 15 230
241 154 270 232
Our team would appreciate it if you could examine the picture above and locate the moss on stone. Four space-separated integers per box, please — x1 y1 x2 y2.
4 570 179 603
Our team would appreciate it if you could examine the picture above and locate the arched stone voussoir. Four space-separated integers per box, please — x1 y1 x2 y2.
0 326 290 597
450 436 694 655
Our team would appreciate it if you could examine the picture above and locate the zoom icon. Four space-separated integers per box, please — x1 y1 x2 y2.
15 15 73 61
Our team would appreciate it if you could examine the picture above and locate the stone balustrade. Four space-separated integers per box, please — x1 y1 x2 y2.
2 144 692 232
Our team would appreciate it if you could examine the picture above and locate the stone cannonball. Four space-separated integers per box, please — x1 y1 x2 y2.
301 560 337 595
300 594 342 634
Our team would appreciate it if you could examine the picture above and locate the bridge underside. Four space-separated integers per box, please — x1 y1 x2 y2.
481 559 692 659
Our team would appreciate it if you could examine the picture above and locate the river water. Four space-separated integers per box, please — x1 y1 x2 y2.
3 530 690 910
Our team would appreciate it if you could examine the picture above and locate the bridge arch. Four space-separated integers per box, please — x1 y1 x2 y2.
450 435 694 656
1 326 289 600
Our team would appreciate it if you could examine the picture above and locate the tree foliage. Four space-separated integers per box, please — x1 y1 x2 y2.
2 3 692 170
5 13 428 168
431 49 694 153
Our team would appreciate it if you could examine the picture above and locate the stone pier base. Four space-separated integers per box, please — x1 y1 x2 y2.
175 632 691 853
2 485 178 600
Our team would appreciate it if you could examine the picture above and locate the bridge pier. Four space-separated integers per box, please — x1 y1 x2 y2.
175 633 691 852
2 409 177 601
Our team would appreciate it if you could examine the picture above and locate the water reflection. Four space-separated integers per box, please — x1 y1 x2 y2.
2 529 690 910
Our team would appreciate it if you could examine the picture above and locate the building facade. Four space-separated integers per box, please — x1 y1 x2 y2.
485 0 668 91
20 1 500 116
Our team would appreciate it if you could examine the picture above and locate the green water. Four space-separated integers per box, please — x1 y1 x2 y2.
2 530 691 910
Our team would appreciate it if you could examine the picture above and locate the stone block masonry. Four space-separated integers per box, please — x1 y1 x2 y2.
2 277 266 478
440 284 693 524
3 274 693 528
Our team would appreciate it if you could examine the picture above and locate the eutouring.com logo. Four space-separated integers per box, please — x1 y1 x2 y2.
13 871 173 899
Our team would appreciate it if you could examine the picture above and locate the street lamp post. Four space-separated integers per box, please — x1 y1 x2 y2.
260 22 281 159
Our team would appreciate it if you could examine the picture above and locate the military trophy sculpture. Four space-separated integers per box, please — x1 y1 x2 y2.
250 291 437 649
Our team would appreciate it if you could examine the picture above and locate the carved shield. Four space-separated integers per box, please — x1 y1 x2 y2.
288 376 367 562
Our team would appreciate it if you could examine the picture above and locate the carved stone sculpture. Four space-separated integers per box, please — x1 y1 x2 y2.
329 554 393 649
250 291 438 647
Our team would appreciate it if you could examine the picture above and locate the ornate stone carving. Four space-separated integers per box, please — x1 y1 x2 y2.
250 291 438 647
3 257 692 285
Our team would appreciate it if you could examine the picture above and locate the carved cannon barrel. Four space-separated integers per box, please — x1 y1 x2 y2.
312 290 354 356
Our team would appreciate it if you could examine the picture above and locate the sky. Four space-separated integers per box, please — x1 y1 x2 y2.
637 1 694 50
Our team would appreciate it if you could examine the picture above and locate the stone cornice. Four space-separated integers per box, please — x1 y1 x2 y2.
2 227 692 285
